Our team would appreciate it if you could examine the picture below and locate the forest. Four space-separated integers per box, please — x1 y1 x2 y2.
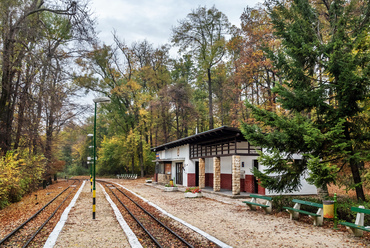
0 0 370 208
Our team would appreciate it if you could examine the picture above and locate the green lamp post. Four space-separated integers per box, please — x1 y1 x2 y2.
87 134 93 193
92 97 111 219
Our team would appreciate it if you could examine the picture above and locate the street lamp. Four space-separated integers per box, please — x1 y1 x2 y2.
87 134 93 193
92 97 111 220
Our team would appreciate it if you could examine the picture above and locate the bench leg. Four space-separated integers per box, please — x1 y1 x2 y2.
351 210 365 236
349 227 364 237
286 209 298 220
312 208 323 226
264 200 272 214
263 206 272 214
312 216 323 226
247 204 257 211
292 203 300 219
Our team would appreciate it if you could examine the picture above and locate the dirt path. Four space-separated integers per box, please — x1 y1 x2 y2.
113 178 369 248
53 181 130 248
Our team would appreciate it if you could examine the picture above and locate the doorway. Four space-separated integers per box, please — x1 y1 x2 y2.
175 163 183 185
253 160 259 193
195 161 199 187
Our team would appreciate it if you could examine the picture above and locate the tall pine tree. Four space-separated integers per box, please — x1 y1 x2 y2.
241 0 370 200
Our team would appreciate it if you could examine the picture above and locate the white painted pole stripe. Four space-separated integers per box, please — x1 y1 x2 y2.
43 180 86 248
114 182 233 248
99 183 143 248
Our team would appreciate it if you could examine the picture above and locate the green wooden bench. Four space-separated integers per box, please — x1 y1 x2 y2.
283 199 323 226
242 194 273 214
340 206 370 237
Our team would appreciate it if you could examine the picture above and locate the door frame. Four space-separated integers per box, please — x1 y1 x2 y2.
175 162 183 185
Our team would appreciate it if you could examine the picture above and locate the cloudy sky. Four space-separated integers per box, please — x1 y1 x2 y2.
90 0 263 48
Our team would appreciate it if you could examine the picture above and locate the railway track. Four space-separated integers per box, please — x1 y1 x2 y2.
100 180 219 248
0 179 81 248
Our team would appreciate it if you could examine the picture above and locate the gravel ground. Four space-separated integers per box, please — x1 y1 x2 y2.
111 178 369 248
49 178 369 247
53 181 130 248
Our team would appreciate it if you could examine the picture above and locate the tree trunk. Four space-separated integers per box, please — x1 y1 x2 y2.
139 140 144 178
207 68 214 130
0 32 15 155
131 155 135 174
350 159 366 201
14 69 31 150
345 123 366 201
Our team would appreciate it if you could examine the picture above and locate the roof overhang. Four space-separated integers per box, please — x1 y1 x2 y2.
151 126 245 152
152 157 186 162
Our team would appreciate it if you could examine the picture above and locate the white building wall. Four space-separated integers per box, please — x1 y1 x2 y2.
265 175 318 196
205 158 212 173
156 144 317 195
259 150 317 196
239 156 259 175
163 145 189 187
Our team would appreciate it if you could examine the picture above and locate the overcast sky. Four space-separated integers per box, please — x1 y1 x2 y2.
90 0 263 48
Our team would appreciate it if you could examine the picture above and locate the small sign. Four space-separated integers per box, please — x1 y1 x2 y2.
156 153 160 159
242 162 244 167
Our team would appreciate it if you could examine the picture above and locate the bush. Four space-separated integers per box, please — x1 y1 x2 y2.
0 150 45 209
272 195 323 213
336 196 370 223
67 164 89 176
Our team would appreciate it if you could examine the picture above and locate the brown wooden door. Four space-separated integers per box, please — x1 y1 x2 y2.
176 163 183 185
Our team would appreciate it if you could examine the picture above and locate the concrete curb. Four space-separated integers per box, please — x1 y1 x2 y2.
99 183 143 248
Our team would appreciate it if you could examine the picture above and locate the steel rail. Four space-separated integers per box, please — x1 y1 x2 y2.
22 180 80 248
107 185 163 247
0 179 80 246
100 180 193 248
113 185 194 248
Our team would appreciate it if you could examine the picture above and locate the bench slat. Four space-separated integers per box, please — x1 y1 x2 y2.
292 199 323 208
249 194 273 201
283 207 321 217
351 207 370 215
242 201 269 208
340 222 370 232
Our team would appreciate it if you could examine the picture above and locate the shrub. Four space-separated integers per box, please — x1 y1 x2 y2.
0 150 45 209
336 196 370 223
271 195 294 212
67 164 89 176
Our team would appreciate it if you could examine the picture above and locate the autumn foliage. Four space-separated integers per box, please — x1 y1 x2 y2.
0 150 45 209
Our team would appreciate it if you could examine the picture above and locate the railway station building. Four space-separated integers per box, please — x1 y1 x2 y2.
151 126 317 196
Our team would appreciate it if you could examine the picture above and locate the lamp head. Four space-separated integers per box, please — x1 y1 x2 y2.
93 97 111 103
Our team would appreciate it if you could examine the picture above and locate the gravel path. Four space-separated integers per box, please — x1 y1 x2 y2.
112 179 369 248
53 181 130 248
